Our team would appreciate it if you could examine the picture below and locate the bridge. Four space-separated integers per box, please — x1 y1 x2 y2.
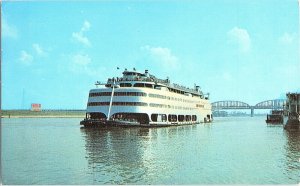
212 99 286 117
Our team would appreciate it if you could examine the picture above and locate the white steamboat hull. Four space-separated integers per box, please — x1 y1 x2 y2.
82 86 212 127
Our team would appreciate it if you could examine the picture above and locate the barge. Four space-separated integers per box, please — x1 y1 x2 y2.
266 110 284 124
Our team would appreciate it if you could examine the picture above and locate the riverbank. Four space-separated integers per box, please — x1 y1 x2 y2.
1 110 86 118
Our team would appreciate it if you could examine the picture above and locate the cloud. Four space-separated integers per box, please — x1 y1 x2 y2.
70 53 91 73
278 32 297 45
32 43 47 56
227 27 251 53
81 21 91 32
141 45 180 69
72 33 91 47
19 50 33 65
2 18 18 39
72 20 91 47
69 53 105 77
68 53 108 77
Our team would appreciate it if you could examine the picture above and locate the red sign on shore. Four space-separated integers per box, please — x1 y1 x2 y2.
31 103 41 111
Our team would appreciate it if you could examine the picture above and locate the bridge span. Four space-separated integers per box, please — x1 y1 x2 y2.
212 99 286 117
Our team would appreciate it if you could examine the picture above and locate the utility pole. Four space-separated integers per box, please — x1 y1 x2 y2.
21 88 25 109
298 0 300 73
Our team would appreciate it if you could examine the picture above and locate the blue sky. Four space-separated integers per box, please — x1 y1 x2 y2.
2 0 299 109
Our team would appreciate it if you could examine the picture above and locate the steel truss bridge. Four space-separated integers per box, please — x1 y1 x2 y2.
212 99 286 117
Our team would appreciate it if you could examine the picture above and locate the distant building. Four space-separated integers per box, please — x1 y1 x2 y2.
212 110 228 117
31 103 41 111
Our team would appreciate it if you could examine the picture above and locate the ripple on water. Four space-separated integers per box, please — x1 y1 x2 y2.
2 117 300 184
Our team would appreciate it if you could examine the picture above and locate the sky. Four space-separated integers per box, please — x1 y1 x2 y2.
2 0 300 109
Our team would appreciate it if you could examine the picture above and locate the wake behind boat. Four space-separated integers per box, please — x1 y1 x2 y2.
80 69 212 127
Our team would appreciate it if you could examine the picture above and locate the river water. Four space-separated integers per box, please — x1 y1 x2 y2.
2 117 300 184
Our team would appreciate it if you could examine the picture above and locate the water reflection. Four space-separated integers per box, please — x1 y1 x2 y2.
284 130 300 182
80 127 148 184
80 125 196 184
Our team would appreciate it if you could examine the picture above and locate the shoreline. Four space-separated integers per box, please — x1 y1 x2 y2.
1 110 86 119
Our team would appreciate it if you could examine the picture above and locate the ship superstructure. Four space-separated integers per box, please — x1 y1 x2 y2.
81 69 212 127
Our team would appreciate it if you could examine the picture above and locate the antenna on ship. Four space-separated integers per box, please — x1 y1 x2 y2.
145 69 149 77
195 85 200 92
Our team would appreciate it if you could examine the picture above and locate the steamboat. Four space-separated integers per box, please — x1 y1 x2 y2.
284 92 300 130
80 69 212 127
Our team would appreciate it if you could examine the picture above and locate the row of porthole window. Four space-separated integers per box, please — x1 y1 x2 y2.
120 82 199 98
149 103 195 110
107 83 154 88
149 94 197 103
90 91 198 104
88 102 148 106
89 92 147 97
87 102 196 110
151 114 197 122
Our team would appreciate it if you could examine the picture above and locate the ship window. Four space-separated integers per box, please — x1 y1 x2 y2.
161 114 167 122
99 92 111 96
137 92 145 96
90 112 106 120
154 85 162 89
149 94 166 99
120 83 132 87
115 92 124 96
192 115 197 121
151 114 167 122
173 115 177 121
207 115 211 120
168 114 177 122
149 103 168 108
185 115 191 121
178 115 184 122
145 84 153 88
127 92 137 96
134 83 145 87
151 114 158 122
168 115 171 122
125 72 134 76
112 112 149 124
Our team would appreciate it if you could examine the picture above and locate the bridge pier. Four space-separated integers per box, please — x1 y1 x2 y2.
250 107 254 117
